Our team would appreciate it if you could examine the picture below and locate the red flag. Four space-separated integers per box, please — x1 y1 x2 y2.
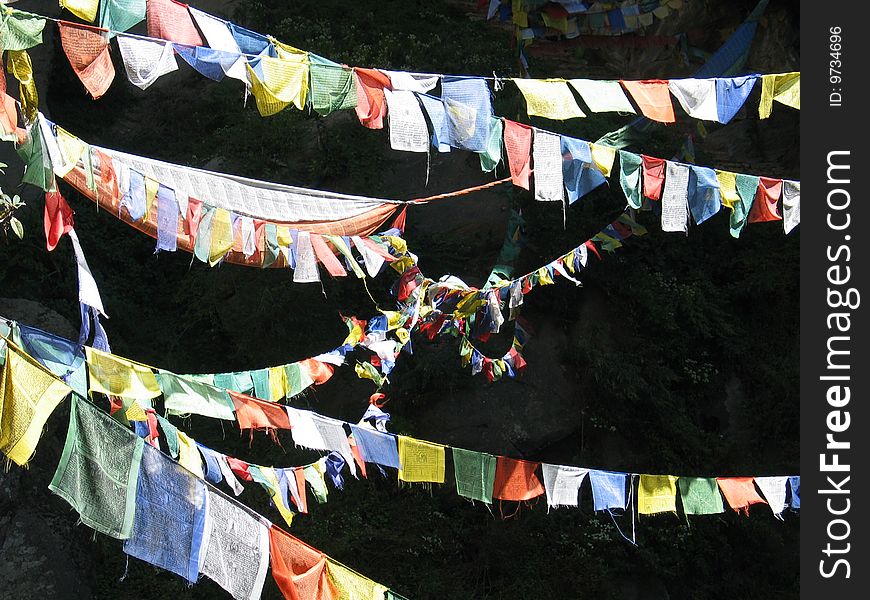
503 120 533 189
58 21 115 99
44 191 75 251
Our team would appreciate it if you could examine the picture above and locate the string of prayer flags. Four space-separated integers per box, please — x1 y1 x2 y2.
201 487 270 600
782 180 800 234
747 176 783 223
568 79 636 114
512 78 585 120
503 119 532 189
677 477 725 515
531 128 563 202
715 75 757 124
123 443 207 584
589 470 628 512
60 0 99 23
755 476 789 519
620 79 675 123
667 78 718 121
758 73 800 118
397 436 445 484
492 456 545 502
49 396 145 539
146 0 204 47
637 474 678 515
269 526 337 600
716 477 767 515
353 67 392 129
116 35 178 89
99 0 146 37
542 464 589 509
441 76 493 152
452 447 497 504
327 558 389 600
0 341 71 466
309 54 357 116
0 6 46 51
384 89 430 153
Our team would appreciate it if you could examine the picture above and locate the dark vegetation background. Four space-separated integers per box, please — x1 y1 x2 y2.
0 0 799 598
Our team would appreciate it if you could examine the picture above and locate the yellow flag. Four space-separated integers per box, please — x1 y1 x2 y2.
638 474 678 515
176 431 205 479
209 208 234 266
268 365 286 401
326 559 389 600
144 177 159 219
55 127 87 177
247 52 309 117
276 225 293 264
259 466 295 527
512 78 586 120
85 347 161 400
6 50 38 122
397 436 445 483
716 170 739 210
759 73 800 118
590 143 617 178
60 0 99 22
1 343 71 466
124 400 148 422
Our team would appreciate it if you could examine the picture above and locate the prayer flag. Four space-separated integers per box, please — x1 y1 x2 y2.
715 75 756 123
637 474 678 515
492 456 544 501
441 76 493 152
717 477 767 515
589 470 628 511
568 79 636 113
269 526 337 600
641 154 665 200
188 7 249 85
116 35 178 90
384 89 430 153
747 176 783 223
758 73 800 118
327 559 388 600
512 78 586 120
677 477 724 515
201 487 270 600
782 180 800 234
755 476 789 518
668 78 719 121
452 447 496 504
661 162 690 233
541 464 588 509
687 166 721 224
532 128 563 202
349 425 400 469
561 136 605 203
158 370 233 422
0 343 71 466
49 396 144 539
123 443 207 584
247 52 309 116
397 436 445 483
309 54 356 116
86 347 161 400
61 0 99 23
620 79 675 123
503 119 532 189
619 151 643 209
229 390 291 432
353 68 392 129
99 0 145 37
0 8 46 50
44 191 75 251
730 174 759 237
479 116 503 172
146 0 204 46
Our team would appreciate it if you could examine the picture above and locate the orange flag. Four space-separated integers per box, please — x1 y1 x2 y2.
620 80 675 123
353 68 392 129
229 390 292 432
492 456 545 501
58 22 115 99
717 477 767 515
269 526 338 600
503 120 532 190
748 177 783 223
147 0 204 47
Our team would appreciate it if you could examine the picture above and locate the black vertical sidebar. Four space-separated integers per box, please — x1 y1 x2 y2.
801 0 868 597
